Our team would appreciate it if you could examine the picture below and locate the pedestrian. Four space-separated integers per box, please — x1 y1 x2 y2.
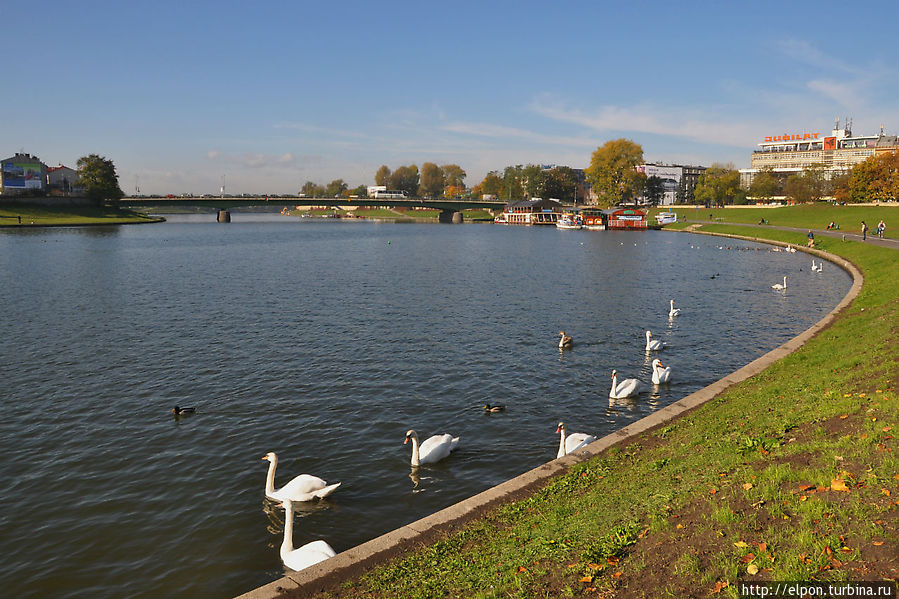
861 220 868 241
807 229 815 247
877 219 885 238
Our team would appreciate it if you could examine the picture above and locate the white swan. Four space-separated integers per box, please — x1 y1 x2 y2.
771 276 787 290
555 421 597 458
610 369 645 399
645 330 664 351
404 430 460 466
558 330 573 349
279 498 336 571
812 260 823 272
668 299 680 318
651 358 672 384
262 452 341 502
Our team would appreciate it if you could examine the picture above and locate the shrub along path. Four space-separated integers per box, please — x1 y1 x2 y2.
296 223 897 599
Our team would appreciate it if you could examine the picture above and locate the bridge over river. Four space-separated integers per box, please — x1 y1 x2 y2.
120 196 509 223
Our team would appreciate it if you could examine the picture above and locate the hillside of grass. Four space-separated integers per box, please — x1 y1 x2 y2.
0 202 160 226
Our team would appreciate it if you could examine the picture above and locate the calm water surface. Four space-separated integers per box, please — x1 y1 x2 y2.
0 215 851 598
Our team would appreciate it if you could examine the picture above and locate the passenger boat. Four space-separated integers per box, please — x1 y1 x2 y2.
655 212 677 225
555 212 582 230
579 208 606 230
494 213 508 224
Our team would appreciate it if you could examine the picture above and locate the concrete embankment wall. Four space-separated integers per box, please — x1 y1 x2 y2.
236 232 863 599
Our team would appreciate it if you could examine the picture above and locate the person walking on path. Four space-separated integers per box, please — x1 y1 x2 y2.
878 219 885 238
862 220 869 241
807 230 815 247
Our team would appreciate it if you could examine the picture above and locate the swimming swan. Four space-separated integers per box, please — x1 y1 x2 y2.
812 260 823 272
555 421 596 458
645 330 664 351
558 331 573 349
404 430 460 466
610 370 645 399
651 358 672 384
262 452 342 502
668 299 680 318
771 276 787 290
279 498 336 571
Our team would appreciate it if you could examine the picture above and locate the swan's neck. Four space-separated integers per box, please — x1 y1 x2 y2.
558 428 567 457
265 458 277 495
281 502 294 558
409 436 421 467
610 374 618 395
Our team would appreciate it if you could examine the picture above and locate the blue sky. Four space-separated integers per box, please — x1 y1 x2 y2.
4 0 899 195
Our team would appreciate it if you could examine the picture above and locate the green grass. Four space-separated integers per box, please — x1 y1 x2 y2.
312 218 898 599
651 203 897 237
0 202 160 225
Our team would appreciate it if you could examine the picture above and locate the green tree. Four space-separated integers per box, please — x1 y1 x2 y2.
76 154 124 206
419 162 444 198
325 179 348 197
693 163 745 206
300 181 319 197
644 175 664 205
440 164 466 190
375 165 392 187
521 164 545 198
390 165 419 197
803 164 828 202
502 165 525 202
480 171 503 197
585 139 644 206
748 168 779 203
350 185 367 197
783 173 812 203
543 166 579 202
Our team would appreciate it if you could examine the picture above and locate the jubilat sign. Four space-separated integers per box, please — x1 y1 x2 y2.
764 132 820 142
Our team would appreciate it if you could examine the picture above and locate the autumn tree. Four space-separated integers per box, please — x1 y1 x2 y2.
440 164 466 189
521 164 545 198
693 163 745 206
847 151 899 203
300 181 320 197
374 165 392 187
479 171 503 197
585 139 645 206
419 162 444 198
76 154 124 206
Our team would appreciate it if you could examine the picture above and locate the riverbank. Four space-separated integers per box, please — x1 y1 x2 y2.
0 202 163 226
284 206 496 222
263 222 897 598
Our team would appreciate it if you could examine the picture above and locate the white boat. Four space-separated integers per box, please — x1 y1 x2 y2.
555 213 582 230
494 213 508 224
655 212 677 225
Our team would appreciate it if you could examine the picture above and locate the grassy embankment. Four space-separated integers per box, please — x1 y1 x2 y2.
314 215 897 599
650 204 897 238
0 203 161 226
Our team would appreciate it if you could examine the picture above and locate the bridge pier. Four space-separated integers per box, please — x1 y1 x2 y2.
217 209 231 223
438 209 463 224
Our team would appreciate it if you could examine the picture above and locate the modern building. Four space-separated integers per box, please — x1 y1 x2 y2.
1 152 47 195
637 163 707 205
739 119 898 188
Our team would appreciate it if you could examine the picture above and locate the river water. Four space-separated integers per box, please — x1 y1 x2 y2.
0 215 851 598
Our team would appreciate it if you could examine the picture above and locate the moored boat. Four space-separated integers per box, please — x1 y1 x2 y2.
555 212 582 230
655 211 677 225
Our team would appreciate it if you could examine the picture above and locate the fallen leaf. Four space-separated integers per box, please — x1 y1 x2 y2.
734 541 749 548
612 571 622 578
517 566 527 574
874 541 884 546
800 495 808 502
882 489 891 496
743 483 753 490
712 580 729 594
883 426 893 432
586 563 603 571
580 575 594 583
757 542 767 552
747 564 759 575
841 547 853 553
607 557 619 565
676 524 683 529
799 483 816 492
840 414 849 419
741 553 756 564
831 478 850 492
709 488 718 495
